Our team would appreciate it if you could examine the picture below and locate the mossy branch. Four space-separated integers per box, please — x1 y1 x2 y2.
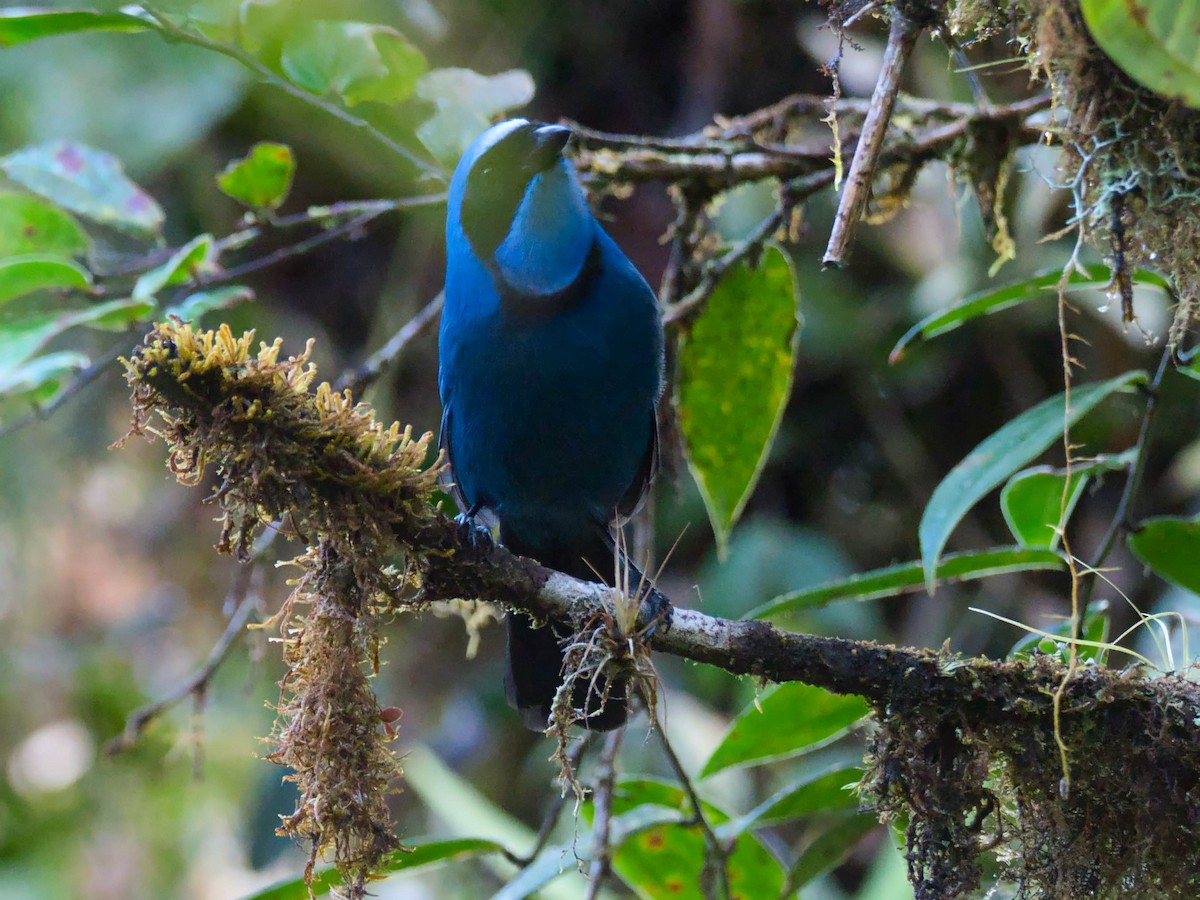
121 320 1200 899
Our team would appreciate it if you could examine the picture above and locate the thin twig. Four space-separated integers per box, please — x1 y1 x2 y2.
662 170 831 329
823 11 921 268
507 738 590 868
139 5 446 182
656 722 731 900
337 292 445 395
105 530 276 756
584 729 624 900
1080 345 1173 607
0 338 130 441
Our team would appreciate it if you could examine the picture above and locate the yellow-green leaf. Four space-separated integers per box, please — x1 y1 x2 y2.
0 194 89 258
0 9 148 46
217 143 294 210
679 244 800 558
0 255 91 305
1082 0 1200 108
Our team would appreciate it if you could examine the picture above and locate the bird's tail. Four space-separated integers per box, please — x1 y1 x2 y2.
501 526 665 731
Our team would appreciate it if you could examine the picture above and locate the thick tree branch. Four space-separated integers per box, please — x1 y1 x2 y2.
121 320 1200 898
570 94 1051 191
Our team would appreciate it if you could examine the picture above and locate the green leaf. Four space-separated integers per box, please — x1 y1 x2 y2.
0 194 89 258
280 21 426 106
701 683 869 778
1001 468 1088 550
133 235 217 301
1 142 164 236
0 9 148 46
84 297 157 331
0 299 153 384
165 285 254 321
788 813 878 891
1177 346 1200 383
919 370 1148 591
241 837 506 900
1128 516 1200 593
723 765 863 835
889 265 1172 363
605 795 786 900
679 244 800 558
1000 451 1135 549
415 68 536 161
217 143 295 210
746 546 1066 620
0 255 91 305
0 350 89 403
1082 1 1200 108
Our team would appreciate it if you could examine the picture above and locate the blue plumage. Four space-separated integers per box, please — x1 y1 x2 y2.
439 119 665 730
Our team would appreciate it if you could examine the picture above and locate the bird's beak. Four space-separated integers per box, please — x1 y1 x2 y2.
529 124 572 172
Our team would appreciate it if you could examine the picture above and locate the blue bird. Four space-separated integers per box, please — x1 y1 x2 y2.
439 118 666 731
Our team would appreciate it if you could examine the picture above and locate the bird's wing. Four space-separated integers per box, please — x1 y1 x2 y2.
438 404 470 513
615 410 659 525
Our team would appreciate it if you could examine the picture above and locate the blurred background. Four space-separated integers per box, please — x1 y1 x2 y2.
1 0 1197 897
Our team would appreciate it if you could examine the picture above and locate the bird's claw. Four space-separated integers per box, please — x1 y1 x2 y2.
635 583 672 638
455 512 494 558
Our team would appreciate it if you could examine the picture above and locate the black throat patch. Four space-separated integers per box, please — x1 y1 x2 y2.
460 125 538 260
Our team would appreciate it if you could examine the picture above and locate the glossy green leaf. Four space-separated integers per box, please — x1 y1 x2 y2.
217 143 295 210
0 350 89 403
0 299 153 384
165 285 254 322
1002 468 1088 550
133 235 217 301
0 255 91 305
597 780 785 900
415 68 536 161
1010 600 1111 665
679 244 800 558
1082 1 1200 107
788 813 878 891
701 683 868 778
890 265 1171 363
241 837 507 900
1128 516 1200 593
0 9 148 45
722 765 863 835
281 21 426 106
1001 451 1135 549
920 370 1148 591
0 194 89 258
746 546 1066 620
1 142 164 236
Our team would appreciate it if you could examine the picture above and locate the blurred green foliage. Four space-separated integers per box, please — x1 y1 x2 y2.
0 1 1198 899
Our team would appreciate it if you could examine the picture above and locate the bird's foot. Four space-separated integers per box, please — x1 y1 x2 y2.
635 582 672 638
455 511 494 558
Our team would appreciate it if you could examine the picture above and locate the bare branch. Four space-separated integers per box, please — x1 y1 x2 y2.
823 11 921 268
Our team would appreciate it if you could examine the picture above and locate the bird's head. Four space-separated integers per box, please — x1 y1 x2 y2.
448 118 594 297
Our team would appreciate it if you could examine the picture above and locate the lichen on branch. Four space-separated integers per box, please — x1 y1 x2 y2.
121 320 1200 900
120 320 443 896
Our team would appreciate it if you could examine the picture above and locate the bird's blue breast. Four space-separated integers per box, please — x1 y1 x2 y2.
440 216 662 552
